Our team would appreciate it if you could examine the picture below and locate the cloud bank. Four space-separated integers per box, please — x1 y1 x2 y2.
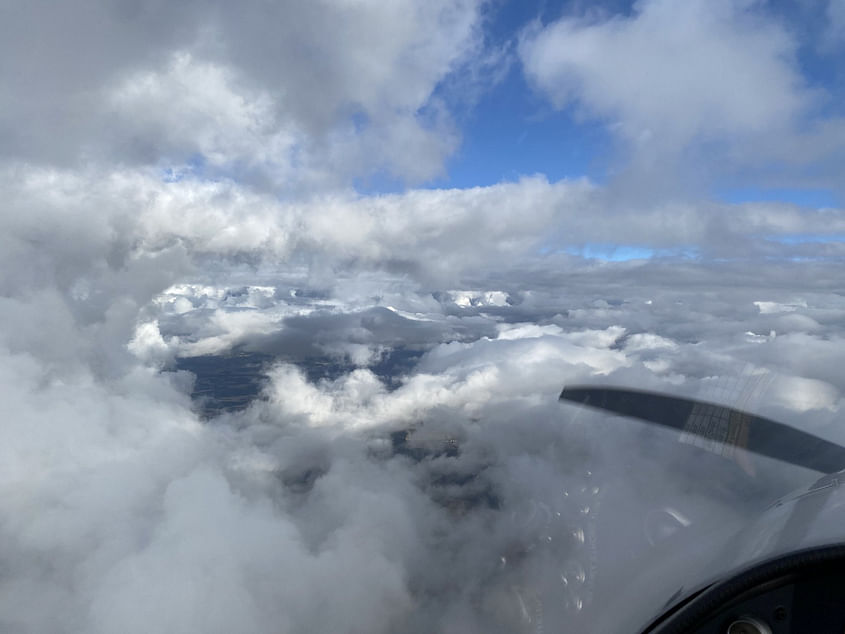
2 1 845 633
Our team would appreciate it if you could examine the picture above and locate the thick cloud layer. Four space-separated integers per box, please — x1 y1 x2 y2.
3 158 845 632
3 1 845 633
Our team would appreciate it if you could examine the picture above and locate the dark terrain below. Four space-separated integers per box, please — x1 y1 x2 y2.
175 346 425 418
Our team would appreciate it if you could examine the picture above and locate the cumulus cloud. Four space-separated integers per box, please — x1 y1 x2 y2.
521 1 804 140
2 1 845 633
0 0 484 186
518 0 845 193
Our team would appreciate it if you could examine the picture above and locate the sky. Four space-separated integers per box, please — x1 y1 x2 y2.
2 1 845 633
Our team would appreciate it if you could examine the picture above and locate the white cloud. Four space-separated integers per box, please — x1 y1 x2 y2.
128 320 174 365
770 374 839 412
521 0 806 142
624 332 679 352
754 300 807 314
1 3 844 632
108 51 296 173
4 168 845 630
0 0 485 186
517 0 845 191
